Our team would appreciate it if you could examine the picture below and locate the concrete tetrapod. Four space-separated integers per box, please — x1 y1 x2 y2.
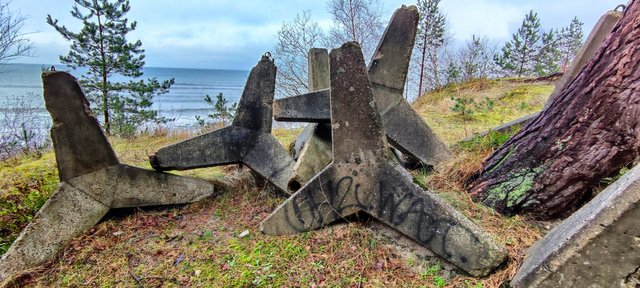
287 48 333 192
261 43 507 277
150 55 295 194
511 163 640 288
0 72 215 285
273 5 452 168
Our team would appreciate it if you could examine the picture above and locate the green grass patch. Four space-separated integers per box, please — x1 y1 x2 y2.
414 79 553 144
456 128 520 152
0 151 59 255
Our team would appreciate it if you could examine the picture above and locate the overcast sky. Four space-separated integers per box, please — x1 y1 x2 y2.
9 0 624 70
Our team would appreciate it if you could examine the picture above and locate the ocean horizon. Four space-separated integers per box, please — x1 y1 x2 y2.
0 63 254 130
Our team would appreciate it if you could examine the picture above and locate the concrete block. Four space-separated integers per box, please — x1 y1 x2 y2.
0 183 109 283
261 42 507 277
151 55 295 194
511 164 640 288
151 126 250 170
69 164 215 208
287 122 332 192
242 133 297 192
272 5 452 167
461 112 539 142
273 48 330 124
42 71 119 181
287 48 333 192
0 71 215 284
291 123 317 160
273 90 330 122
232 55 278 133
308 48 330 91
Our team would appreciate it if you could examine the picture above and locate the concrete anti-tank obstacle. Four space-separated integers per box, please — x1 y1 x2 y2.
511 163 640 287
0 72 215 284
287 48 406 193
287 48 333 192
260 42 507 277
463 9 623 140
150 55 295 195
273 5 452 168
288 47 411 190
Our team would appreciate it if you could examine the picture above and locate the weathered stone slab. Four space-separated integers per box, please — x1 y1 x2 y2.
465 10 622 141
261 42 507 277
272 5 452 167
0 72 215 284
151 55 295 194
511 164 640 288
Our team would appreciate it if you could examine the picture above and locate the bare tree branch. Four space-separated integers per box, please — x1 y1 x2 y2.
325 0 384 62
0 0 33 64
0 94 48 159
273 10 325 97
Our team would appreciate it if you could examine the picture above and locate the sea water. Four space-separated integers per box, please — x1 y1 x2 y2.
0 63 249 130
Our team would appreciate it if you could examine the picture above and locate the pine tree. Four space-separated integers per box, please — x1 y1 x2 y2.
195 93 238 129
445 60 460 84
468 1 640 218
558 17 584 71
534 29 561 76
495 10 541 77
47 0 173 135
415 0 446 94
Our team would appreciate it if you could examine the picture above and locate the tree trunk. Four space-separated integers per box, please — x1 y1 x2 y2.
418 34 427 96
95 2 110 135
467 0 640 219
430 48 440 88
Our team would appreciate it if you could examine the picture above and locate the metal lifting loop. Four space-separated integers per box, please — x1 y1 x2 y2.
614 4 626 12
263 51 272 59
